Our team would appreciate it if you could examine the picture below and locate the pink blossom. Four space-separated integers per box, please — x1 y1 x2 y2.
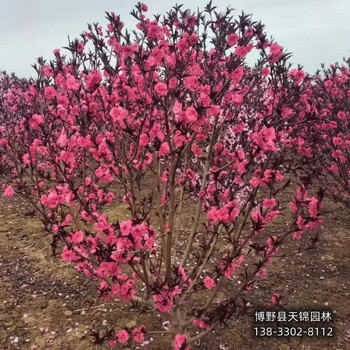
207 105 220 116
70 230 84 244
184 76 198 91
203 276 215 289
132 325 146 343
192 319 210 329
259 268 267 279
251 210 264 224
281 107 293 119
262 198 277 209
42 65 53 77
174 131 186 147
308 197 319 219
77 41 84 53
61 151 77 168
110 107 128 128
262 67 270 76
271 293 282 305
117 330 129 344
44 86 57 99
224 256 244 278
191 143 202 156
265 210 280 223
57 133 68 147
178 266 187 281
250 177 261 188
169 77 177 89
269 43 283 63
290 201 298 213
329 164 339 174
332 137 343 147
199 92 210 107
177 37 189 52
61 214 73 227
61 246 80 262
146 22 163 41
86 71 102 90
234 176 243 185
297 216 304 230
84 176 92 186
173 100 182 114
231 66 244 84
245 27 254 38
324 80 333 90
231 93 243 105
206 207 220 222
65 73 80 90
29 114 44 129
108 340 116 347
122 45 135 58
41 190 61 209
159 142 170 156
3 185 14 199
189 33 198 46
150 122 164 141
140 3 148 11
174 334 188 350
337 111 346 120
153 287 174 313
235 44 253 58
293 231 303 240
94 214 113 234
155 82 168 96
95 165 113 183
160 170 169 183
139 133 149 146
227 33 239 46
288 69 305 85
120 220 133 236
184 107 198 123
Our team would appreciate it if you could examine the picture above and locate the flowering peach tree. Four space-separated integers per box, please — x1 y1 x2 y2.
300 62 350 209
0 3 325 348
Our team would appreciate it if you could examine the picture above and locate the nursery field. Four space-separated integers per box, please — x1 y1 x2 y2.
0 191 349 350
2 2 350 350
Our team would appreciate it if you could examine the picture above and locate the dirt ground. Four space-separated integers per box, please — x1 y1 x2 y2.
0 189 349 350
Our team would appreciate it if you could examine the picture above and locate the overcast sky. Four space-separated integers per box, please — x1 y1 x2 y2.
1 0 349 78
